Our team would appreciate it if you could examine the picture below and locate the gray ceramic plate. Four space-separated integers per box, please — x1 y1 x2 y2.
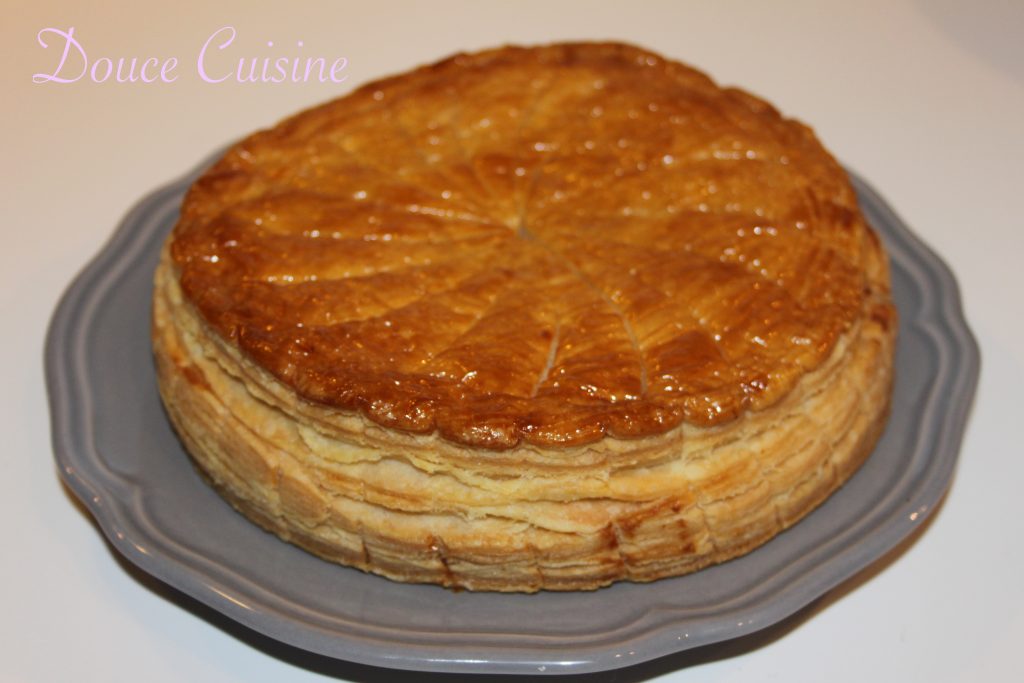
46 154 978 675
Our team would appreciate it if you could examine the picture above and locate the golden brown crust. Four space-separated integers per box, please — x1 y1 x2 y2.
154 41 897 591
169 41 888 449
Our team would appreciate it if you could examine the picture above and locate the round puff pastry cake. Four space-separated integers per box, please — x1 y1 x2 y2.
153 42 896 592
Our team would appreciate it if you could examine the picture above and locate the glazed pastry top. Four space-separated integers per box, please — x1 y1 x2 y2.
170 42 890 449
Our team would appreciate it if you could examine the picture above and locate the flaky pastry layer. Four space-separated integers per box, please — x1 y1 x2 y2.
153 251 892 592
154 42 896 591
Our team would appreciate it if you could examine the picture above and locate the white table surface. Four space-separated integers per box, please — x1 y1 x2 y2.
4 1 1022 680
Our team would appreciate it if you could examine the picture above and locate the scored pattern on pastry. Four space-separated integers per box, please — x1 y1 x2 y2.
155 42 896 591
171 42 880 449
